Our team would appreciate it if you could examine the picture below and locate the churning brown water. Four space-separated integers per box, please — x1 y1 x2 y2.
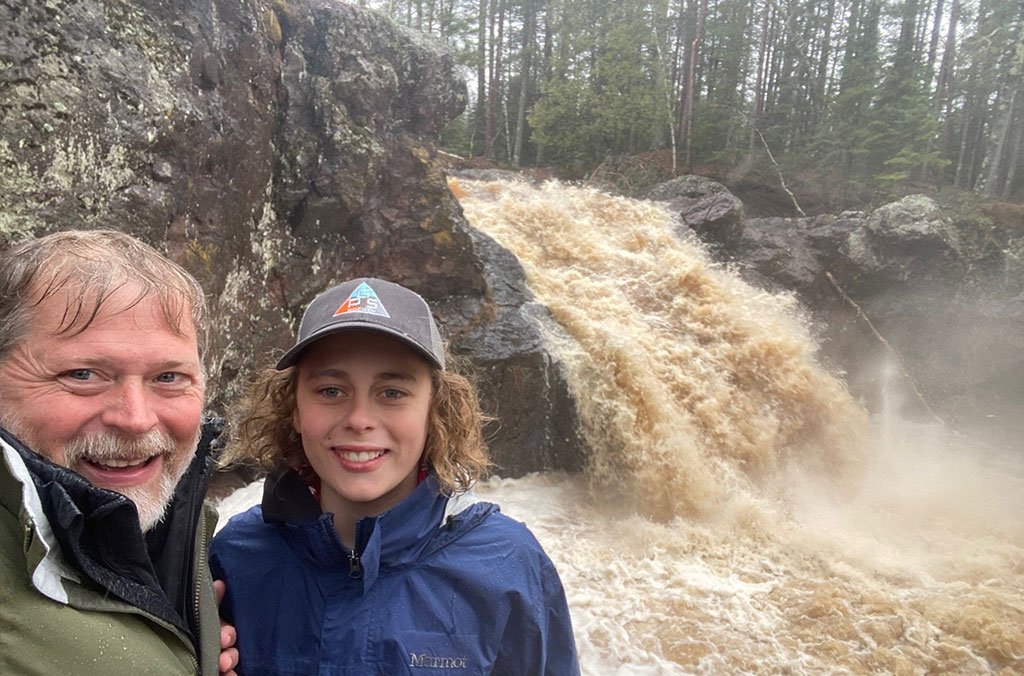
452 178 1024 675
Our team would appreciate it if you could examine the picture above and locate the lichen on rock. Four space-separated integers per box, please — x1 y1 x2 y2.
0 0 586 475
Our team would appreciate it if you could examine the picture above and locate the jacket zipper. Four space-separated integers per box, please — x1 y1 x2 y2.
348 519 367 579
348 548 362 578
191 506 207 674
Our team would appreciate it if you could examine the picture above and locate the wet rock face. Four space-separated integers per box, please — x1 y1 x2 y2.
0 0 587 475
452 230 588 476
0 0 277 251
679 190 1023 445
737 196 967 301
645 175 745 249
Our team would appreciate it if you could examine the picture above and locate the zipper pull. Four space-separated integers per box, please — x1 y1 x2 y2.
348 549 362 579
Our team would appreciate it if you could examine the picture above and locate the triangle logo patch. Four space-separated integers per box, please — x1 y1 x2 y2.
334 282 391 318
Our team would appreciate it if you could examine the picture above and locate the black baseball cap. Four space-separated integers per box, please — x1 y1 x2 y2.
276 278 446 370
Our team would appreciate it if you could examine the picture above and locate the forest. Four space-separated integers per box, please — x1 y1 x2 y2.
359 0 1024 206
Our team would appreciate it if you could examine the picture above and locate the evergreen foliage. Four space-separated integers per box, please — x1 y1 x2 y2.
367 0 1024 202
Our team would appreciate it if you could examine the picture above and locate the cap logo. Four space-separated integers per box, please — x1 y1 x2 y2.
333 282 391 318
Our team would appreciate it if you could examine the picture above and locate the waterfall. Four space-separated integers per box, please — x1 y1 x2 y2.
453 178 1024 675
454 178 866 517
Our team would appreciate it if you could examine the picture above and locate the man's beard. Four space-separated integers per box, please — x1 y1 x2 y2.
63 431 196 532
0 413 197 532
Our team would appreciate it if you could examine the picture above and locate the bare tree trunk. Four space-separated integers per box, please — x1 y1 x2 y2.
766 5 782 113
650 0 675 165
536 0 552 166
749 0 771 158
485 0 502 158
670 0 684 105
983 86 1020 197
474 0 487 156
839 0 862 91
1004 104 1024 199
925 0 944 84
915 0 931 58
954 104 971 187
676 0 697 140
958 101 987 189
495 0 504 158
838 0 863 174
935 0 959 180
512 0 536 167
814 0 837 124
997 5 1024 197
681 0 707 172
504 88 513 162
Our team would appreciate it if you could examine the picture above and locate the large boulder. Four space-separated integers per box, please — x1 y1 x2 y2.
0 0 587 475
737 196 968 301
838 195 965 294
644 175 745 249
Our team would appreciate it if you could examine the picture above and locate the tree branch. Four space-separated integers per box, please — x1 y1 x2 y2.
736 108 806 217
825 271 944 424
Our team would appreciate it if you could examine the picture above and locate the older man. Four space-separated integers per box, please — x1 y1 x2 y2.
0 230 235 675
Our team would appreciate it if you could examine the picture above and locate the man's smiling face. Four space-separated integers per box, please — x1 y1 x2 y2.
0 284 204 531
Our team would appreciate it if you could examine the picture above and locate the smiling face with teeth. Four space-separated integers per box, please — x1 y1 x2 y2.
291 331 433 544
0 284 204 531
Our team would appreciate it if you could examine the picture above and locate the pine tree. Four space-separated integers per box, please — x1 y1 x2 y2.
865 0 945 187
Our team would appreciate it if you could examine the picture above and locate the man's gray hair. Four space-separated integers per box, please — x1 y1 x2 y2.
0 230 209 362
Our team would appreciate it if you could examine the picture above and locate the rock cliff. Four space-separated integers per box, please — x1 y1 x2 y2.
0 0 586 476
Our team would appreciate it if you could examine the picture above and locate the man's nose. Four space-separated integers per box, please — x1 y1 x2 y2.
101 380 159 435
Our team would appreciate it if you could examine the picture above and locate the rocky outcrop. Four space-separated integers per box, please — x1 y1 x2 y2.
654 178 1024 447
735 196 967 300
0 0 587 475
644 175 745 249
449 230 588 476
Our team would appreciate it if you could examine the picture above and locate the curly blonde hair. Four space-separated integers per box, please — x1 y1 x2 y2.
220 347 491 495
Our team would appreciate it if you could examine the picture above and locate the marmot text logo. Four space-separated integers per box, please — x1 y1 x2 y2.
409 653 469 669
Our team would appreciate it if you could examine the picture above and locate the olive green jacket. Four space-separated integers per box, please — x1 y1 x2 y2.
0 432 221 676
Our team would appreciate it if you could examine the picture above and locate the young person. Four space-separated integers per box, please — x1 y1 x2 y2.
211 278 579 676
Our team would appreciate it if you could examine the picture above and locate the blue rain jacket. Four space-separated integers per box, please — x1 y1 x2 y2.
211 470 579 676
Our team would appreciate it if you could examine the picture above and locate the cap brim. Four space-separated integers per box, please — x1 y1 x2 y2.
275 322 444 370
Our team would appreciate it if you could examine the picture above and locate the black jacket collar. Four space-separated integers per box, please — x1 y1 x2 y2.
0 420 221 644
261 466 322 524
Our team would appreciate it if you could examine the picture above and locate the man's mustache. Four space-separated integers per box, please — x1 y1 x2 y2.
64 430 177 466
